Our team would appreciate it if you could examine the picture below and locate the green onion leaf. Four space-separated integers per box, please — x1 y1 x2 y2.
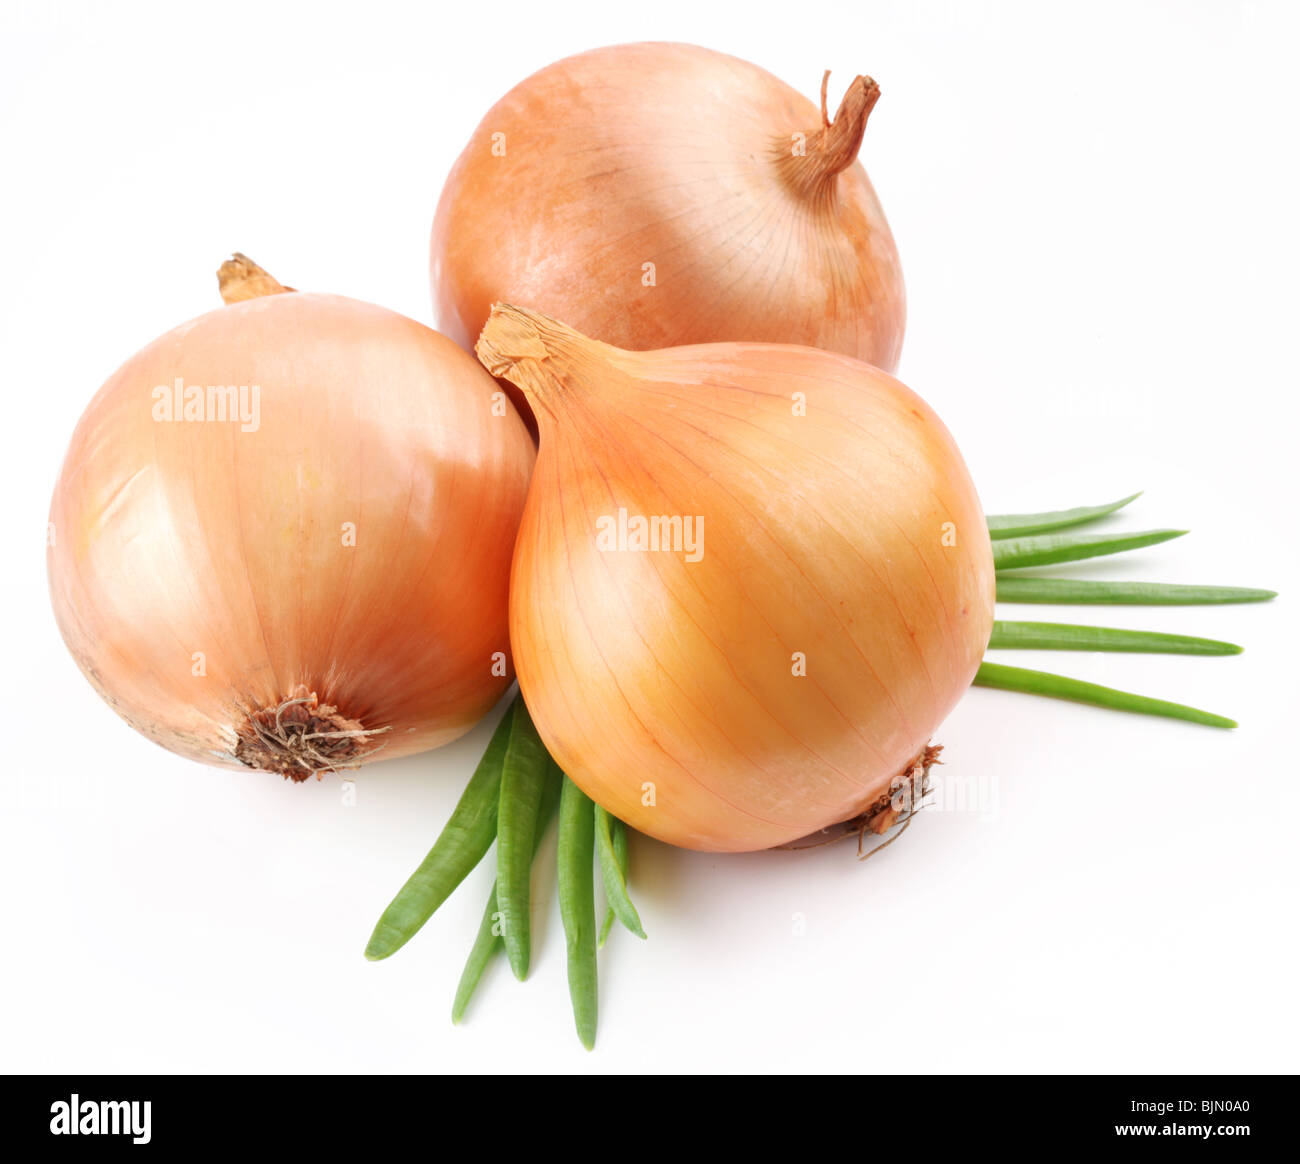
988 620 1241 655
495 699 552 980
594 806 646 940
365 702 515 961
558 775 599 1050
451 761 562 1024
972 662 1236 729
995 576 1278 605
992 528 1187 571
986 492 1141 540
599 815 630 948
451 885 505 1026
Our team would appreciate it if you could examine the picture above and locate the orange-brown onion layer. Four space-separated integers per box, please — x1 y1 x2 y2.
434 42 905 408
479 308 991 852
48 293 534 772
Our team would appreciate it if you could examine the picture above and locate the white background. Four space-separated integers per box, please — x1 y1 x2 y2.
2 0 1297 1074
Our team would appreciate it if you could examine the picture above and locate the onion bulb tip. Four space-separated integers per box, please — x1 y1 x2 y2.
217 253 294 304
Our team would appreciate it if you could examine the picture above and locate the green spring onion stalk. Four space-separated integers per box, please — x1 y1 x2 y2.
986 493 1141 540
994 577 1277 605
453 761 563 1023
992 528 1186 570
558 776 599 1049
365 703 516 960
494 699 552 979
973 662 1236 729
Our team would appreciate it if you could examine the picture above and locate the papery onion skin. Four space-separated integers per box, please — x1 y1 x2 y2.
478 306 992 852
433 43 905 389
48 293 534 777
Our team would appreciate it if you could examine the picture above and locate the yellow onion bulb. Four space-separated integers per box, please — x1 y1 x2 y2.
433 41 905 411
48 286 534 780
477 305 992 852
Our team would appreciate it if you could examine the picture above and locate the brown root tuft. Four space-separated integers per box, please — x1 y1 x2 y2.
778 743 942 858
232 685 391 782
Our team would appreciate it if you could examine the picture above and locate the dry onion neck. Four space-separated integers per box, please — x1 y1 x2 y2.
475 303 609 422
774 72 881 201
216 253 295 304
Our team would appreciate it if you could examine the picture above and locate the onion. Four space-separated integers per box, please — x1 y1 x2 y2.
433 41 905 416
476 305 992 852
47 260 534 780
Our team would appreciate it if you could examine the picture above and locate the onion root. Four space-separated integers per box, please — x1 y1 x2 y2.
778 744 943 857
233 687 392 782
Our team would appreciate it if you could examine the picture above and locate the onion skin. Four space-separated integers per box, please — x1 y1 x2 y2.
48 293 534 775
478 307 992 852
434 42 905 396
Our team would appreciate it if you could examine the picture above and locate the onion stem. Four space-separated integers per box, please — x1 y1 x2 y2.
988 620 1241 655
216 253 294 303
992 528 1187 570
985 493 1141 540
972 662 1236 729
